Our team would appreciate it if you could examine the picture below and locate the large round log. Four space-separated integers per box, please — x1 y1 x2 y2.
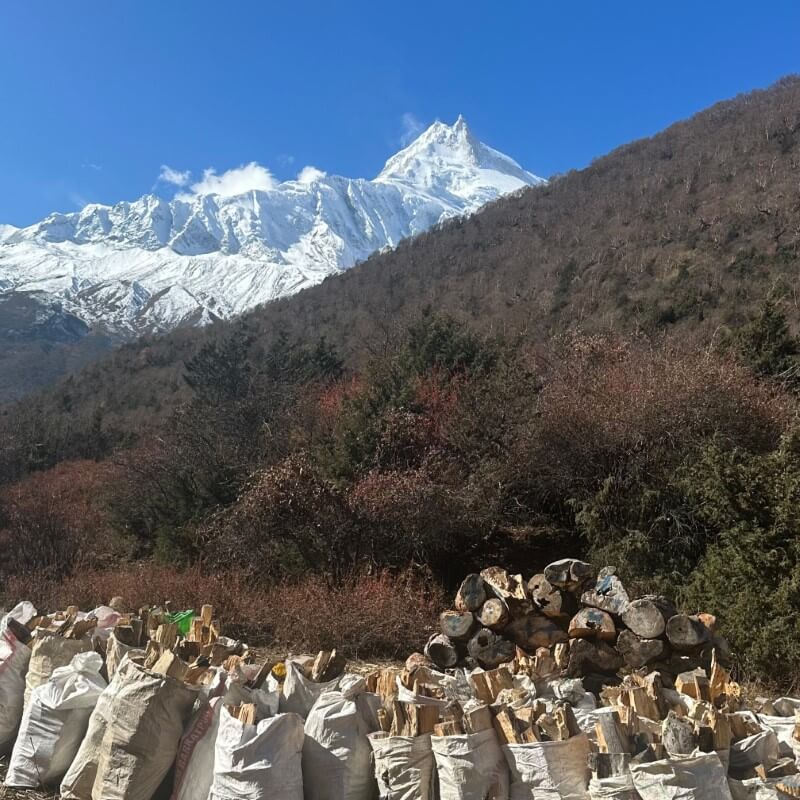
424 633 458 669
581 567 630 616
455 574 487 612
467 628 516 668
665 614 710 652
621 598 670 639
568 608 617 641
566 639 623 678
543 558 594 592
476 598 509 631
505 612 569 651
528 574 573 619
617 629 667 668
440 610 476 641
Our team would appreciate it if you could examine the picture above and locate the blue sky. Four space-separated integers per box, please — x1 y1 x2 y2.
2 1 799 227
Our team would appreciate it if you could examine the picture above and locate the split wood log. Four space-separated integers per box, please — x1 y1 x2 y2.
543 558 594 592
462 703 493 734
536 713 561 742
440 610 476 640
566 639 623 677
617 629 667 668
476 598 509 631
528 574 573 619
311 649 346 682
424 633 458 669
505 612 569 650
405 703 440 736
595 710 632 754
469 666 513 704
621 598 672 640
467 628 516 668
433 720 465 736
553 641 570 669
661 711 696 755
581 567 630 616
554 702 581 739
666 614 711 652
628 686 660 722
455 573 487 612
568 608 617 641
404 652 433 673
709 707 732 751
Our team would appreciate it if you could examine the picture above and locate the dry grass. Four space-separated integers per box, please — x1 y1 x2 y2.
1 564 444 660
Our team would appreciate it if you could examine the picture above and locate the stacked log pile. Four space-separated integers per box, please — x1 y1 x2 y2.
425 560 731 689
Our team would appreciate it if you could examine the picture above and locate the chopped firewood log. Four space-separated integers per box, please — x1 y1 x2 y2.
151 650 188 682
455 574 487 612
5 617 32 645
628 686 660 722
476 598 510 631
709 650 732 705
589 752 631 779
708 707 732 751
231 703 256 725
177 640 201 663
462 703 493 734
425 633 459 669
467 628 515 668
617 630 667 668
470 666 514 704
694 673 712 704
666 614 711 652
661 711 696 755
536 712 561 741
376 668 401 700
389 699 407 737
440 610 476 640
246 660 275 690
581 567 630 616
505 612 569 650
569 608 616 641
377 708 391 732
595 710 633 754
184 664 210 684
528 574 573 619
153 622 178 651
533 647 558 678
433 720 465 736
675 668 708 698
189 617 204 643
143 640 162 670
493 709 523 745
776 776 800 798
554 641 570 669
566 639 623 677
311 649 346 682
621 597 674 640
554 703 581 739
543 558 593 592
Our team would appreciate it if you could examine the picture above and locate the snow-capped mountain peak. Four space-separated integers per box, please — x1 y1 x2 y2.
0 118 544 336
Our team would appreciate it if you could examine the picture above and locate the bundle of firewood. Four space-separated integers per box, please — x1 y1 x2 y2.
425 560 731 688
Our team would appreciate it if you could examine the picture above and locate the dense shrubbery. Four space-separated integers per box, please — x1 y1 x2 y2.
3 309 800 683
0 565 443 659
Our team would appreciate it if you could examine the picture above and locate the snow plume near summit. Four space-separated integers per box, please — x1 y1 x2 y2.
178 162 278 199
0 118 544 336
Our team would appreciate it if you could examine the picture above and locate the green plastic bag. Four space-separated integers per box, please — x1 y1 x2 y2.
166 610 194 636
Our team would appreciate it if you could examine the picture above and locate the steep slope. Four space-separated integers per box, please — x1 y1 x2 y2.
1 118 542 337
2 77 799 473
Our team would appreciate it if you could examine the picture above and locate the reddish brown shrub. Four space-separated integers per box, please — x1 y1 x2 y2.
0 565 443 659
0 459 128 579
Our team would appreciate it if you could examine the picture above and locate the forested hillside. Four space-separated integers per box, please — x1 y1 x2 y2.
3 78 800 684
2 77 799 475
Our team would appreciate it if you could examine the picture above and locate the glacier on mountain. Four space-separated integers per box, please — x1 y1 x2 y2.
0 117 543 335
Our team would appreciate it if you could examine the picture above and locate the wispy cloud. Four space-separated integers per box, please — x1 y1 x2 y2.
178 162 278 199
158 164 192 187
82 162 102 172
296 165 326 184
400 112 425 146
69 191 89 209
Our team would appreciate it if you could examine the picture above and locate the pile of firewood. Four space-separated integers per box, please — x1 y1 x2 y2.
425 559 730 689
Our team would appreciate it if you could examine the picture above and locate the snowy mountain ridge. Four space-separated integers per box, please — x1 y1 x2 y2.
0 118 543 335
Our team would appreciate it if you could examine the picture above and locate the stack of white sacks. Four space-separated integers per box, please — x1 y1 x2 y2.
2 601 800 800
